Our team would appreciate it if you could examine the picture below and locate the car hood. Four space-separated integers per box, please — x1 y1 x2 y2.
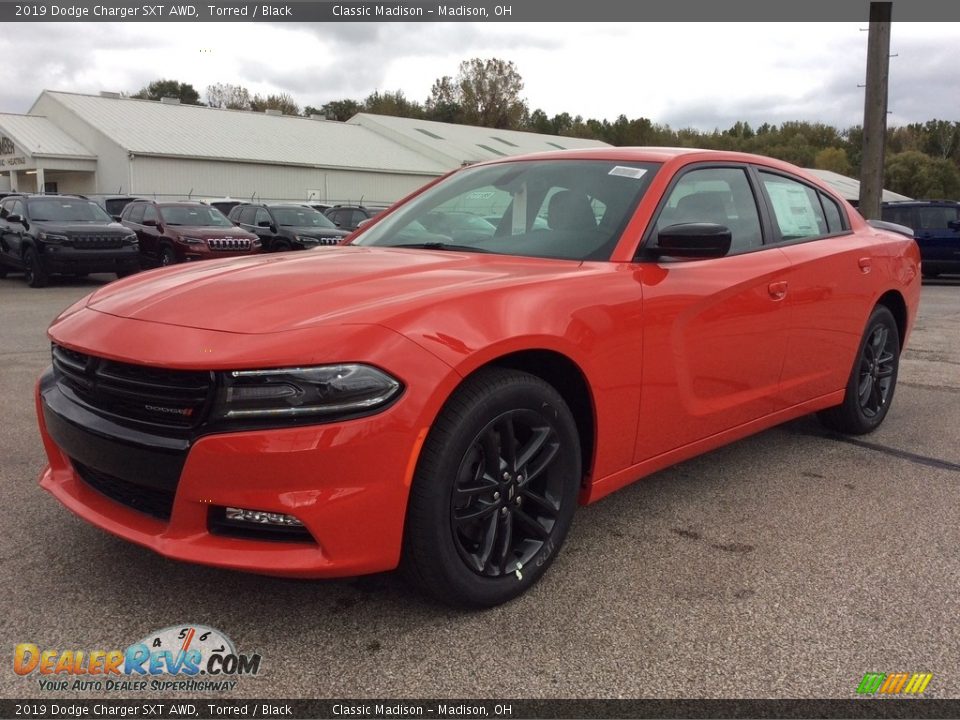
167 226 257 239
37 221 131 234
285 226 351 238
85 246 584 334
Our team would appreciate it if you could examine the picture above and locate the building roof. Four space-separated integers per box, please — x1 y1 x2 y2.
33 92 448 175
806 168 912 203
0 113 94 158
348 113 610 167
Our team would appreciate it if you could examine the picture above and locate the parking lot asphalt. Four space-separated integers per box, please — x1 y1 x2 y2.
1 273 958 700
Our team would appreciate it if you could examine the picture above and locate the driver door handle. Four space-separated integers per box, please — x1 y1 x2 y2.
768 281 788 301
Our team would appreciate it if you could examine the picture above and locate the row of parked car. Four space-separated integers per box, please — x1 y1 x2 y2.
1 191 958 288
0 193 387 287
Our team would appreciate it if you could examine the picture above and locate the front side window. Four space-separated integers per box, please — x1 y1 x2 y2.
759 172 828 241
354 160 660 261
916 205 960 230
654 167 763 253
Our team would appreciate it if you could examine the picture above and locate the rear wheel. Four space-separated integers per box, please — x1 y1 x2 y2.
403 368 580 607
818 305 900 435
23 248 48 288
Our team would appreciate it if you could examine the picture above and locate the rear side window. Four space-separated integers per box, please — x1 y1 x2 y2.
882 206 914 230
238 206 255 225
819 192 845 233
142 205 158 224
759 172 827 241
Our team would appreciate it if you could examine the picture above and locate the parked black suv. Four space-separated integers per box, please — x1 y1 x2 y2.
0 194 140 287
324 204 388 232
881 200 960 278
227 203 350 251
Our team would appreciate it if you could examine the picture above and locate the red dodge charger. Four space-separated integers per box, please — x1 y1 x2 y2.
35 148 920 606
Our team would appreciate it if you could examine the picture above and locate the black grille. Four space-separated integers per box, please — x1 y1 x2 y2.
68 234 125 250
52 344 214 431
73 460 174 520
208 238 252 251
315 237 341 246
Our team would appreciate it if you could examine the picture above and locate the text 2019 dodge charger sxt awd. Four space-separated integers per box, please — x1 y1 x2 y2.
36 148 920 606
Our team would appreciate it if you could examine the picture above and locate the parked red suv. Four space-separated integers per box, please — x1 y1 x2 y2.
121 201 261 267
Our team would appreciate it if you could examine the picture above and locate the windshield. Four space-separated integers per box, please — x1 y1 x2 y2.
353 159 660 261
271 207 338 228
27 198 114 223
160 205 233 227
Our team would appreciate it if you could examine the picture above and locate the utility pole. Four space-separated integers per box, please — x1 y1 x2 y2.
858 1 892 219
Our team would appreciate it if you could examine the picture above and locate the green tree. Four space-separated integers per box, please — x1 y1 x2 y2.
885 151 960 199
250 93 300 116
427 58 527 129
814 147 853 176
363 90 424 118
132 79 203 105
311 99 362 121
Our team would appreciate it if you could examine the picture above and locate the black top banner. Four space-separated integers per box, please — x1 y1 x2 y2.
1 0 959 22
4 699 960 720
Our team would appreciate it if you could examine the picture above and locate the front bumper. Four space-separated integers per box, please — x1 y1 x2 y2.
35 369 428 578
40 246 140 274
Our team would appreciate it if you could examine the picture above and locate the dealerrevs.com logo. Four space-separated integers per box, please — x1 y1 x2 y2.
13 625 262 693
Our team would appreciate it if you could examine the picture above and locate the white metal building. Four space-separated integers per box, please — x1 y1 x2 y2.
0 91 610 205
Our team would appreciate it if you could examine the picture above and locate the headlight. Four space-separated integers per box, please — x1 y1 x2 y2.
296 235 318 244
212 364 402 421
179 236 205 245
38 232 69 244
122 233 138 246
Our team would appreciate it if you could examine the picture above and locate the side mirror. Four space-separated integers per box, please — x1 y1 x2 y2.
112 215 122 222
648 223 731 259
6 213 24 224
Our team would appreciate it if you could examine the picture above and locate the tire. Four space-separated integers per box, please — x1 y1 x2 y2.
23 247 48 288
0 266 7 279
818 305 900 435
402 367 581 608
159 245 177 267
116 268 137 279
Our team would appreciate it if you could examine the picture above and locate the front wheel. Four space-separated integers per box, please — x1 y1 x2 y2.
403 368 581 607
23 248 48 288
159 245 177 267
818 305 900 435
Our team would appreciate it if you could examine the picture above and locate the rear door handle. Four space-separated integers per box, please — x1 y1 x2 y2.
768 281 788 300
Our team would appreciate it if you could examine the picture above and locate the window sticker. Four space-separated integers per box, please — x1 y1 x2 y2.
766 183 819 237
608 166 648 179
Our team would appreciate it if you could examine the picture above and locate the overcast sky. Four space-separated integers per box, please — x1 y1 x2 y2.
1 22 957 131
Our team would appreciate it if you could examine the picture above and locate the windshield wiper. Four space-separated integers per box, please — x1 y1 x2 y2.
390 242 495 254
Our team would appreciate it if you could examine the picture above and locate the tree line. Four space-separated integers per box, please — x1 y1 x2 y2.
130 60 960 200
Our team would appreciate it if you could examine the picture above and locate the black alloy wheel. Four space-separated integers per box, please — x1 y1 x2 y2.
451 408 564 578
403 367 580 607
23 247 48 288
819 305 900 435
